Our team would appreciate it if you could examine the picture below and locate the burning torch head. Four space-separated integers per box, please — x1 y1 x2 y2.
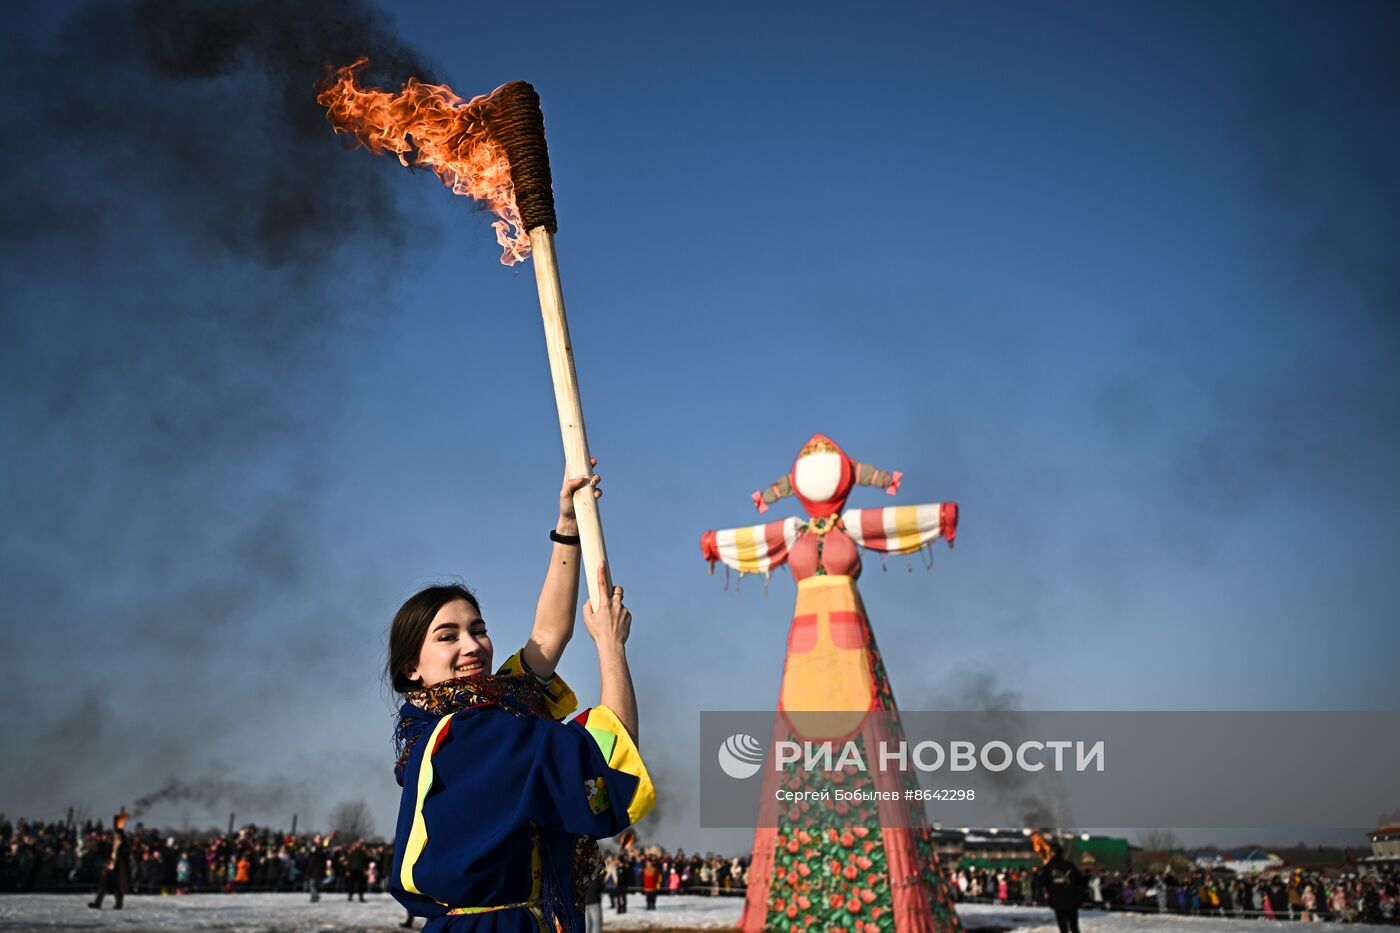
319 66 557 264
484 81 556 235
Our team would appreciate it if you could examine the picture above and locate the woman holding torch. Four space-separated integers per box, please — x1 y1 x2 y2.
320 64 651 930
384 469 654 932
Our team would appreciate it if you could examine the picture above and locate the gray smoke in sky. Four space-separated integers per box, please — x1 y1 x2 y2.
1 0 437 441
1 0 436 264
1100 24 1400 519
923 669 1022 714
919 670 1070 828
0 0 439 824
131 776 301 819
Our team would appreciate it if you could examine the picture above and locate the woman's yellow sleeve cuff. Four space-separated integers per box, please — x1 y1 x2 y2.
496 649 578 720
576 705 655 826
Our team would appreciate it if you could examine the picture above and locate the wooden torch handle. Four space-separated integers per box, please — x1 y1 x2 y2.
528 225 612 610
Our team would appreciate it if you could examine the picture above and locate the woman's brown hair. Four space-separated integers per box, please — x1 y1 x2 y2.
386 583 481 693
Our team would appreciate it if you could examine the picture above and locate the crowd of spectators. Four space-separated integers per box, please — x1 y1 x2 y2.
6 810 1396 928
955 864 1400 924
0 814 392 896
0 813 752 901
599 847 751 911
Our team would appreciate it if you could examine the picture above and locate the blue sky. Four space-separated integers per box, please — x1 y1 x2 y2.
1 0 1396 850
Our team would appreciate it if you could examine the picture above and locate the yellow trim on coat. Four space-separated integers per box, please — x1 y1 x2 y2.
497 648 579 720
586 705 656 826
400 713 455 897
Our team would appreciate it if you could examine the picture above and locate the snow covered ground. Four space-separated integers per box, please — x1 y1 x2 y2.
0 894 1395 933
597 901 1400 933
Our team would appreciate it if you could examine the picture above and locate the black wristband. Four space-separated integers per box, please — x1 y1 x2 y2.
549 529 582 546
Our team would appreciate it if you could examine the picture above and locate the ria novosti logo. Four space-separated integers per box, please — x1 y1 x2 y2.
717 733 765 779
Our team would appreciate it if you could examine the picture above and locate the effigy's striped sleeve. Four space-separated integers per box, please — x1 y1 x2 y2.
843 502 958 553
700 516 802 575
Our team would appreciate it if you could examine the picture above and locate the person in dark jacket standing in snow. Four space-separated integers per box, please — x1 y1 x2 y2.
346 839 369 902
1037 842 1083 933
88 813 130 910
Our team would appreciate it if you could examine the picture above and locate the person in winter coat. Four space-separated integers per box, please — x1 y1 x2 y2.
615 855 630 914
642 860 661 910
1328 884 1347 918
306 834 329 902
87 814 131 910
384 469 654 933
583 872 605 933
603 857 620 912
347 840 369 902
1036 843 1083 933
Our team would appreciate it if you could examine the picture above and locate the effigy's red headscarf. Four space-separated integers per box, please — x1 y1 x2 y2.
750 433 901 518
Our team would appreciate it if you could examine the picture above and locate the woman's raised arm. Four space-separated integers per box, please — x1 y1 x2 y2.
522 462 600 678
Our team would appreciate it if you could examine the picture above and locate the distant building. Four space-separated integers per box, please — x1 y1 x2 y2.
1192 848 1283 875
928 828 1131 873
1067 835 1132 874
1353 826 1400 875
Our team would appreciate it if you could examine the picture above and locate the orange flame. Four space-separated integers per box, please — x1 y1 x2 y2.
318 59 529 265
1031 831 1054 863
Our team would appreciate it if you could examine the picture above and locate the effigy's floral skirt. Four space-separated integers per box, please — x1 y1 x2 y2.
740 576 962 933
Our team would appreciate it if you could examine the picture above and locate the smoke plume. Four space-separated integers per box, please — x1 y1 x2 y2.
131 776 300 819
921 670 1072 828
0 0 440 822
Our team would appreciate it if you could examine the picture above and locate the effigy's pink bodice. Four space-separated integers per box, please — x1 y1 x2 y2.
786 525 861 580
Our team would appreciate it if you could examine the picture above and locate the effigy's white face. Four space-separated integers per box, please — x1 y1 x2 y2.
409 598 493 688
792 452 842 503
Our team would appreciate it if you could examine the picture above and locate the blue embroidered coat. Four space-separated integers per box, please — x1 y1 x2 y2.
389 650 654 932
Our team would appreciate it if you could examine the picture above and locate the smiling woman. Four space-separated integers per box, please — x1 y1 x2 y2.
381 466 654 933
386 586 491 692
423 601 494 679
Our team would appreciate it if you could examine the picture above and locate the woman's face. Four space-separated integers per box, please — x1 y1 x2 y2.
407 598 493 688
